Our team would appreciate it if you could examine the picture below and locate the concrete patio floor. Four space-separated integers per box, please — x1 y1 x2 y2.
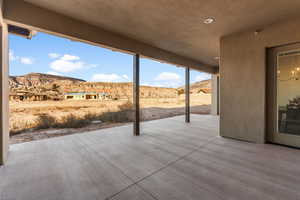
0 114 300 200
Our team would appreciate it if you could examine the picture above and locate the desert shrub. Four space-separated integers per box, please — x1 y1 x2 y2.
83 112 98 121
81 105 134 124
98 110 133 123
52 83 60 91
94 100 134 123
56 114 90 128
118 100 133 111
10 121 34 136
177 88 184 95
11 101 135 134
35 113 91 130
35 114 56 129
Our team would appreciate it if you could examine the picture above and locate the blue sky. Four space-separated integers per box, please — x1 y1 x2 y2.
9 32 211 88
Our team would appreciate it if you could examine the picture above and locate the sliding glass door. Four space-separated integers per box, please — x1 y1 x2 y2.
267 43 300 147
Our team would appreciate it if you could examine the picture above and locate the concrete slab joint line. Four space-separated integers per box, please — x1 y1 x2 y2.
106 137 218 199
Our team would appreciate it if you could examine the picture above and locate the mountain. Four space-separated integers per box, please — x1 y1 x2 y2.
9 73 85 89
178 79 211 94
9 73 178 100
9 73 211 102
190 79 211 91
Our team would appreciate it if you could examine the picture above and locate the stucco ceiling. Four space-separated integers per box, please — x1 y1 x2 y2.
24 0 300 67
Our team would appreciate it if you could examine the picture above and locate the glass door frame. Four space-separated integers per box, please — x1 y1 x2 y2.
267 43 300 148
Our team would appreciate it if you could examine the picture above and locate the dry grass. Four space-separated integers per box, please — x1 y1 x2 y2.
35 114 56 129
9 94 211 135
34 114 90 130
10 100 135 135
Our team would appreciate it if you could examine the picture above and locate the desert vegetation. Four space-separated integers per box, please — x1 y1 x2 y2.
10 94 211 144
10 100 134 134
9 73 211 144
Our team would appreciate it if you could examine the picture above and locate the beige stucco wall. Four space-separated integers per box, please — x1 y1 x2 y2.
220 17 300 143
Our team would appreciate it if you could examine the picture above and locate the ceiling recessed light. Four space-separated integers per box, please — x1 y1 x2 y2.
203 17 215 24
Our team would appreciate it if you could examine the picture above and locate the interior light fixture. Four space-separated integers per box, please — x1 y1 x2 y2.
214 56 220 60
204 18 215 24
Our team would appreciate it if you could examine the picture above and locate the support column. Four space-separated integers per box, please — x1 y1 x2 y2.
133 54 140 136
185 67 190 123
0 23 9 165
211 74 220 115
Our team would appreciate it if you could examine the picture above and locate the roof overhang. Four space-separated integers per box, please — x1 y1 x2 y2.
3 0 300 74
3 0 218 74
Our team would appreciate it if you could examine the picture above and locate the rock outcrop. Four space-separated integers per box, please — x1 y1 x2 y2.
9 73 184 100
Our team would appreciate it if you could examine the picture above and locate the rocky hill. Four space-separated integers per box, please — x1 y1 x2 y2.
9 73 178 100
178 79 211 94
190 79 211 93
60 82 177 99
9 73 85 88
190 79 211 90
9 73 211 101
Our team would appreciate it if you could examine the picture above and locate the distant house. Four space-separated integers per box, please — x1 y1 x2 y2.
64 92 88 100
64 92 111 100
9 91 48 101
98 92 111 100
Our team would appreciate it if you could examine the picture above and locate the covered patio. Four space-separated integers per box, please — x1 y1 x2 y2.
1 1 300 199
1 115 299 200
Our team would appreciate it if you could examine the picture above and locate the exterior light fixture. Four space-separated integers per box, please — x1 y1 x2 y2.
203 18 215 24
8 24 37 39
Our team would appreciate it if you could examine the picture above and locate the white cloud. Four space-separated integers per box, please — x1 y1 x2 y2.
122 74 130 81
155 72 181 81
195 73 211 82
151 72 182 88
159 81 182 88
48 53 60 59
9 50 18 61
46 71 62 76
60 54 80 61
20 57 34 65
142 81 181 88
9 49 35 65
142 82 165 87
49 54 96 73
91 73 130 82
88 64 98 68
50 59 84 73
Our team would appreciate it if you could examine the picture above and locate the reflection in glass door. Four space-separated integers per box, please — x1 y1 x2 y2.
277 50 300 135
267 44 300 148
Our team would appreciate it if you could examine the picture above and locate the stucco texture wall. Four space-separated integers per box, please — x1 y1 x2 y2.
220 17 300 143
